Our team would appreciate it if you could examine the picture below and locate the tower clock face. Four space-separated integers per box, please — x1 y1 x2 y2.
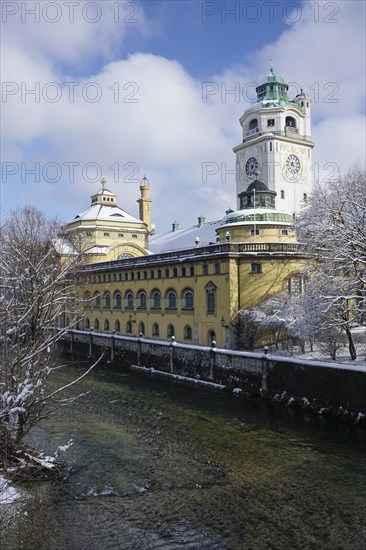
245 157 259 176
286 154 301 174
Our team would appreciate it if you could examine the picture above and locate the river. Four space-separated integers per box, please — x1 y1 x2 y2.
1 363 366 549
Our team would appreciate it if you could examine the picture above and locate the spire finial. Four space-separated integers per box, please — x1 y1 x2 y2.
100 177 107 189
270 60 274 75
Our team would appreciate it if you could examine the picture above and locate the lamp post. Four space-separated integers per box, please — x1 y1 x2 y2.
220 316 229 328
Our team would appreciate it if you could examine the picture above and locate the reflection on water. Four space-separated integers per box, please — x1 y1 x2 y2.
1 364 366 550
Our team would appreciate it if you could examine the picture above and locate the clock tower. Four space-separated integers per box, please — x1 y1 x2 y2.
233 66 314 216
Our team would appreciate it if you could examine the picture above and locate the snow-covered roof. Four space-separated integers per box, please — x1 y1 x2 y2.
66 204 142 225
83 245 110 254
149 220 221 253
95 188 115 196
221 207 294 226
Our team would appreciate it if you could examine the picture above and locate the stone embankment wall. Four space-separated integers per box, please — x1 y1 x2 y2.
63 330 366 424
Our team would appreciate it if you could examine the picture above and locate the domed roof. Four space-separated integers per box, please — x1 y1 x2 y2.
220 177 293 227
246 179 270 192
64 183 143 227
70 203 141 224
259 72 286 86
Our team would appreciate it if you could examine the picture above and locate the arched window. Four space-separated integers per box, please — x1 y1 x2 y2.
94 318 99 330
103 292 111 308
184 325 192 340
167 324 175 337
113 291 122 308
114 320 120 332
183 290 194 310
152 323 159 337
125 291 134 309
205 282 217 314
151 291 161 309
138 291 147 309
166 291 177 309
249 118 258 130
104 319 110 331
93 292 100 308
208 330 216 345
126 320 132 333
285 116 297 128
138 321 145 335
84 292 91 307
85 318 90 329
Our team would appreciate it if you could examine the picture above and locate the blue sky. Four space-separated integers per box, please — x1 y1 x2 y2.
1 0 365 232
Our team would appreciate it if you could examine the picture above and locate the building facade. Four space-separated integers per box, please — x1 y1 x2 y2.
65 69 311 349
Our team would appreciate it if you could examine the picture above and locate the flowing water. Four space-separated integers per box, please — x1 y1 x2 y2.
1 363 366 550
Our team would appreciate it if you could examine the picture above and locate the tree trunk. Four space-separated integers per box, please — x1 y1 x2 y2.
344 324 357 360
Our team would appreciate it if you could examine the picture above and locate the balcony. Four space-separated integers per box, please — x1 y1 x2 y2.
285 125 299 135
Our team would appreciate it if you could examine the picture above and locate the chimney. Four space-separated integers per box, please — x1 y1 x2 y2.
198 214 206 227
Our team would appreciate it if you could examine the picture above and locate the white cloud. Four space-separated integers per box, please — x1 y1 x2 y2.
254 0 365 121
312 115 366 182
1 0 148 66
1 0 365 232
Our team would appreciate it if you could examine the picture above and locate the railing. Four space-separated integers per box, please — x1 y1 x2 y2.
78 242 304 274
242 130 312 144
285 126 299 134
239 243 301 253
246 127 259 137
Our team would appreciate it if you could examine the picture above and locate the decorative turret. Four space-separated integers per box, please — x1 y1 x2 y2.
238 179 276 210
255 64 290 107
293 88 312 136
216 179 295 244
137 175 152 233
90 177 118 206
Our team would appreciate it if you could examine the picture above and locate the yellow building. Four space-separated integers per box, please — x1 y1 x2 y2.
68 178 305 348
66 69 309 348
62 177 151 263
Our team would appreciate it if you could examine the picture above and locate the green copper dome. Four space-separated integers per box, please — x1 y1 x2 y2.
256 66 290 107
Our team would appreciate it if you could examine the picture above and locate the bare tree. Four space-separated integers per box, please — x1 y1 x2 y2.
296 166 366 359
0 206 97 479
236 309 260 350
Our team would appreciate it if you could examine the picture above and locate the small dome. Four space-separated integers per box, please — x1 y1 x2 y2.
259 73 286 86
246 179 269 192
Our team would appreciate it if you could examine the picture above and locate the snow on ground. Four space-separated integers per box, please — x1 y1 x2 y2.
0 474 20 505
265 327 366 366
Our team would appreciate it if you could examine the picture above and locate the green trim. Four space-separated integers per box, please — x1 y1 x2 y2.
224 212 294 224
